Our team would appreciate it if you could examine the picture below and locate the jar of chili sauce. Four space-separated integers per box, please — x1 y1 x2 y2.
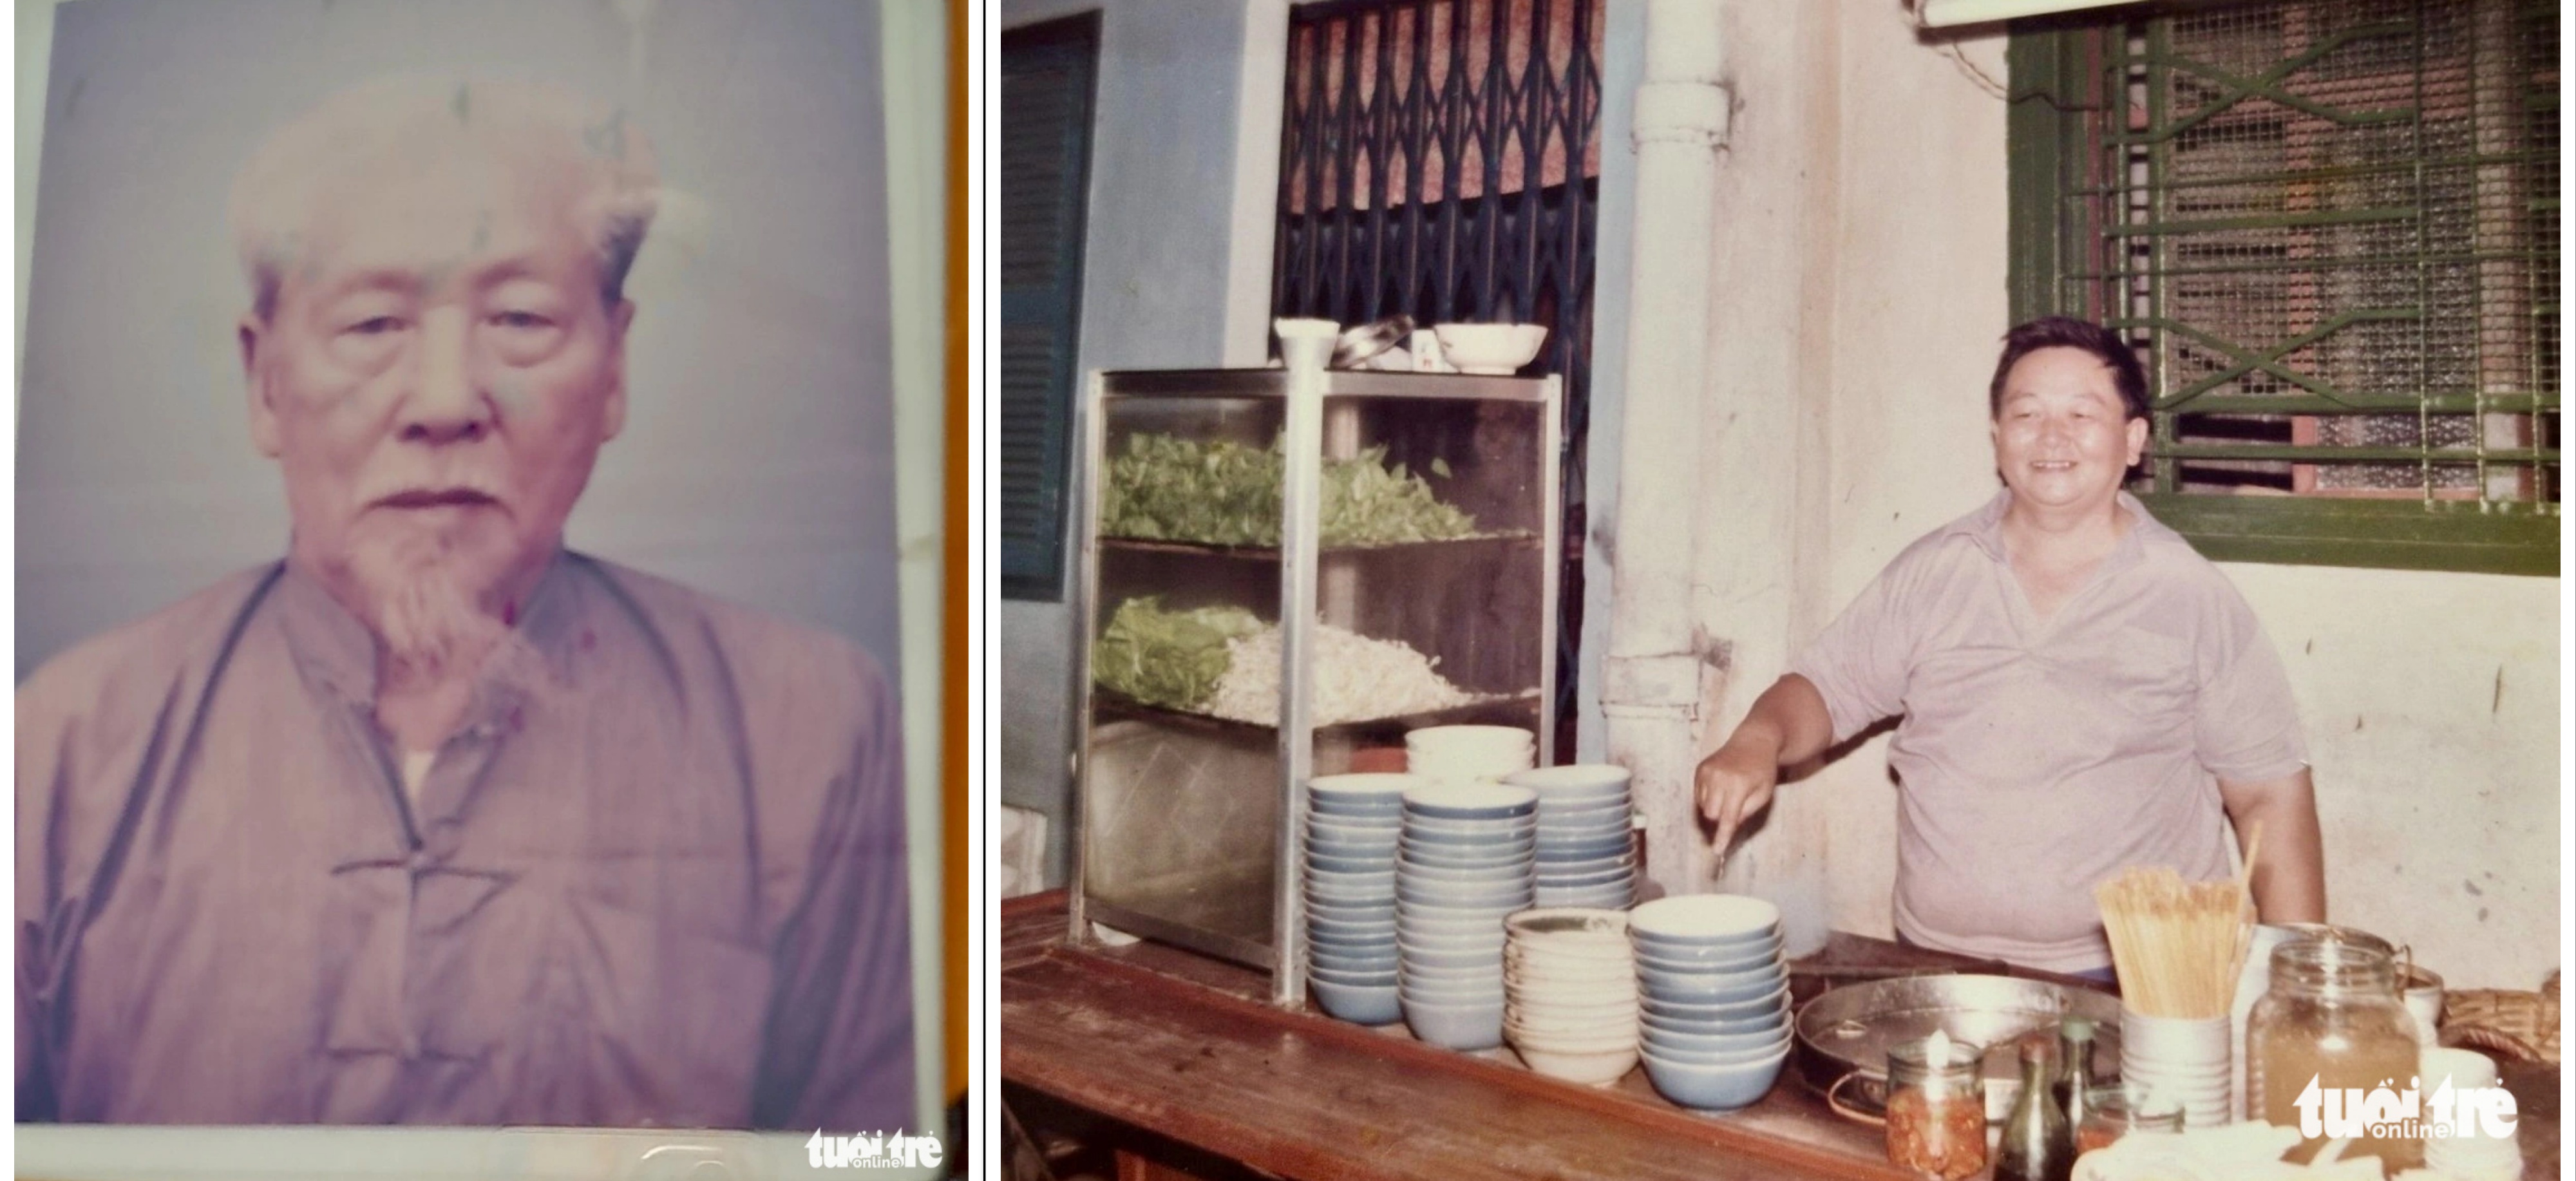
1886 1033 1987 1180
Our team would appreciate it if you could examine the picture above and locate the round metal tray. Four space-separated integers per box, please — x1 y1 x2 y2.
1794 974 2125 1121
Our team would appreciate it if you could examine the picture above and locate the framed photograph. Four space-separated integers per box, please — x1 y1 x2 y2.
14 0 947 1158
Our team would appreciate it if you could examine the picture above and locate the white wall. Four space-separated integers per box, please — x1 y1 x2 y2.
1740 0 2563 991
997 0 1265 883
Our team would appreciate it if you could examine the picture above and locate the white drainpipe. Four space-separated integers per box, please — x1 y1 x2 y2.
1604 0 1728 911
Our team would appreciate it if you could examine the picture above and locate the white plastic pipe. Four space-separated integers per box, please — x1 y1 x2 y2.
1604 0 1727 909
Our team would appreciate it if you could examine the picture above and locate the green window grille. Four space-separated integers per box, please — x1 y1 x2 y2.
999 14 1101 600
2009 0 2559 575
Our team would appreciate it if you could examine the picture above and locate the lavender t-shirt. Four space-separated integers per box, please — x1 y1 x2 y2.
17 553 913 1128
1791 491 2307 973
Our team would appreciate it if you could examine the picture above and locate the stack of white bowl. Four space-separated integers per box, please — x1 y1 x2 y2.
1503 764 1637 909
1396 782 1538 1051
2420 1047 2521 1181
1627 895 1795 1111
1405 724 1536 784
1302 773 1421 1025
1502 908 1640 1086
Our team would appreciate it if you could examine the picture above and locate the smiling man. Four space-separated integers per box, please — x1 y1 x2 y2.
16 78 913 1129
1691 317 2327 977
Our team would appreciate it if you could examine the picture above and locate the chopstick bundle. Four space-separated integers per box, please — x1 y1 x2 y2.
2095 865 2255 1019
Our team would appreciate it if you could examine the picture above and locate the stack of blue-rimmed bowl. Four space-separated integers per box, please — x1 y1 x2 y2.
1627 894 1794 1111
1502 764 1637 909
1303 773 1422 1025
1396 782 1538 1050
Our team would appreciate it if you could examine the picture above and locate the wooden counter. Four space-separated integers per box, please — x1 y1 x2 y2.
1001 891 2559 1181
1005 891 2028 1180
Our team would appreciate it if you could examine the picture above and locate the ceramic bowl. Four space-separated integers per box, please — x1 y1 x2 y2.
1639 1019 1792 1059
1305 849 1397 873
1401 782 1538 820
1649 1016 1793 1052
1533 797 1634 820
1305 865 1397 889
1310 905 1396 931
1634 964 1786 1005
1396 880 1533 907
1633 940 1782 974
1513 1043 1640 1087
1309 963 1399 988
1432 323 1548 375
1505 954 1634 980
1627 895 1784 947
1502 764 1632 795
1403 997 1506 1050
1508 974 1640 1002
1312 954 1402 980
1307 799 1406 824
1399 983 1508 1010
1506 1016 1642 1048
1309 825 1412 851
1403 941 1515 970
1402 856 1535 881
1638 984 1792 1023
1537 863 1637 888
1305 819 1403 847
1535 833 1631 855
1507 995 1641 1027
1639 1044 1789 1111
1309 772 1428 805
1310 902 1399 927
1404 724 1536 751
1309 977 1401 1025
1399 820 1534 844
1398 839 1531 861
1540 886 1636 909
1506 907 1629 938
1396 933 1508 958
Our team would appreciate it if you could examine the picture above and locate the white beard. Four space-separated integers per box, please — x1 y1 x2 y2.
347 531 554 696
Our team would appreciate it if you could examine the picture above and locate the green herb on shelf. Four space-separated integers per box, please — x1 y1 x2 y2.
1090 596 1265 712
1099 433 1477 548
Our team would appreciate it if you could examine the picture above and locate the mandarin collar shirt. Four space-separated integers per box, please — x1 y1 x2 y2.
17 552 913 1129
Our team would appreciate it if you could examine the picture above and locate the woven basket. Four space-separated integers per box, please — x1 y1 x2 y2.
2439 970 2561 1065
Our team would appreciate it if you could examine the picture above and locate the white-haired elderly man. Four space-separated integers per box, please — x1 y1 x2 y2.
16 77 913 1129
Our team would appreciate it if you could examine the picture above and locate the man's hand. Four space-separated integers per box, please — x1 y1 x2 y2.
1694 675 1836 857
1696 737 1781 858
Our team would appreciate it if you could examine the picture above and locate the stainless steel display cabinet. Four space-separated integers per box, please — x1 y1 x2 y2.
1066 361 1561 1008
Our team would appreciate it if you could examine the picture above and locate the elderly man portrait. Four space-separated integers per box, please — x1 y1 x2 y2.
16 73 913 1129
1694 317 2327 980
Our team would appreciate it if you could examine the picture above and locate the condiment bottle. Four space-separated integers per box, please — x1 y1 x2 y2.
2246 938 2424 1172
2053 1017 2097 1131
1995 1035 2073 1181
1884 1032 1985 1180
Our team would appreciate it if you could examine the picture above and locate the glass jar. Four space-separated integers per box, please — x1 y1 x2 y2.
1885 1037 1987 1180
2074 1086 2185 1155
2246 938 2423 1172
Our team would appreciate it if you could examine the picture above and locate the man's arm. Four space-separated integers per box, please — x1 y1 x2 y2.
752 657 917 1132
2218 767 2325 923
1694 674 1836 855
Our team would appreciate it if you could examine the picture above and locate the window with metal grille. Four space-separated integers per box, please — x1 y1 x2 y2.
999 14 1101 600
1271 0 1603 733
2009 0 2559 575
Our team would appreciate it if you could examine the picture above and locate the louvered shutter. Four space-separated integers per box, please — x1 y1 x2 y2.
999 14 1100 600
